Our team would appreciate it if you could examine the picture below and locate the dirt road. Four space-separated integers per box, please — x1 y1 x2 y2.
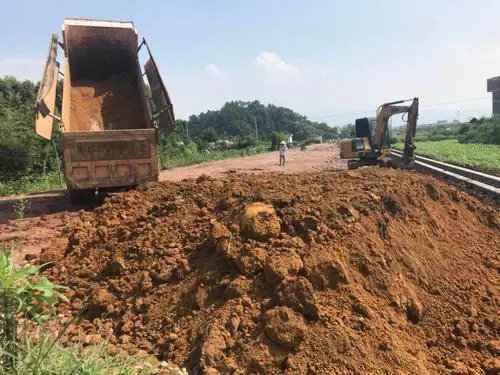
0 143 344 261
160 143 343 181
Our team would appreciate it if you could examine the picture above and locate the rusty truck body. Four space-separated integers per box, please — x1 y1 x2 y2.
34 18 174 203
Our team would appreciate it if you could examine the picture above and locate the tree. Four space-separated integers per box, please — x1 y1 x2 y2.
0 76 62 177
183 100 336 142
339 124 354 139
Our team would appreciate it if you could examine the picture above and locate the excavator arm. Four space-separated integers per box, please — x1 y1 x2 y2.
372 97 419 164
402 98 419 164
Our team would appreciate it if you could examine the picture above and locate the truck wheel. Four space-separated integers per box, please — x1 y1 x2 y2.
69 189 91 205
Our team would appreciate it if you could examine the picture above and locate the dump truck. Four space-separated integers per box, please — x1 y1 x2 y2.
34 18 175 204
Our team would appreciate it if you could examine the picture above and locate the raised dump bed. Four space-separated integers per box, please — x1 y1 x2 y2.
34 18 174 203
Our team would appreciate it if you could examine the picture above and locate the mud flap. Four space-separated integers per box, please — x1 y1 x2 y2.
143 40 175 133
34 33 59 140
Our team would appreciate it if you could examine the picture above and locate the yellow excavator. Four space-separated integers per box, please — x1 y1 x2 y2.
340 97 418 169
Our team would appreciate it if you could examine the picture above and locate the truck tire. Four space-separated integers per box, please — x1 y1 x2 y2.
69 189 92 205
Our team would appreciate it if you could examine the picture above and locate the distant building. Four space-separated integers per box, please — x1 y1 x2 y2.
437 120 448 125
487 76 500 114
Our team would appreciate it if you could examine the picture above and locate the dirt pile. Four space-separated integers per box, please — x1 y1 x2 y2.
69 71 147 131
42 169 499 374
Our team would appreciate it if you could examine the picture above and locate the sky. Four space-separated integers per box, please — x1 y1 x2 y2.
2 0 500 125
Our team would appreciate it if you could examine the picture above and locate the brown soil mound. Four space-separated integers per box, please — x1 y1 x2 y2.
42 169 500 374
69 72 147 131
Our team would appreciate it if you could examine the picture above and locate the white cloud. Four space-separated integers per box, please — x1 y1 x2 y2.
0 56 44 81
204 63 224 77
253 52 300 79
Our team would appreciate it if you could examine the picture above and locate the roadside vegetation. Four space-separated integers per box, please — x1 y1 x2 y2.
394 139 500 172
393 117 500 173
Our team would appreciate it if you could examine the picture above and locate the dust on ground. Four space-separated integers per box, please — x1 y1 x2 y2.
39 169 499 374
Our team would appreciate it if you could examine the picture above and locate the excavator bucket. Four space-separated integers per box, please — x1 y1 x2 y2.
143 41 175 133
34 33 59 140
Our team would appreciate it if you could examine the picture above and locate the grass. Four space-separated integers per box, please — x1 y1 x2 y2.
0 172 64 197
394 139 500 172
0 337 159 375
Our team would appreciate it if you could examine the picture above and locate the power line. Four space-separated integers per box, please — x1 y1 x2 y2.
420 96 489 108
310 96 492 120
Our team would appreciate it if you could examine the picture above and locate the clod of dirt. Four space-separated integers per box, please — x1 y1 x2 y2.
86 289 117 318
352 300 372 319
377 219 390 240
105 256 126 277
406 296 423 324
293 215 321 232
42 170 500 374
302 251 348 290
482 358 500 375
263 250 303 285
425 182 441 201
199 327 228 368
232 245 266 276
382 194 403 215
225 276 251 299
202 367 221 375
263 307 306 349
38 238 68 264
337 205 359 221
274 276 320 321
239 202 281 241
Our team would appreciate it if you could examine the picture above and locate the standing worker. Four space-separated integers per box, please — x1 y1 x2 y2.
279 140 288 166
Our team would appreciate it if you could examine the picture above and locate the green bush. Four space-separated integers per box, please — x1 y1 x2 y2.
236 136 258 149
458 117 500 145
0 242 67 368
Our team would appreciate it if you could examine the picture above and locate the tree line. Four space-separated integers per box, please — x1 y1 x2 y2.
174 100 342 148
401 117 500 145
0 76 64 178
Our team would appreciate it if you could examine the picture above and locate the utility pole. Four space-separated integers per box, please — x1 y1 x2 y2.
254 116 258 141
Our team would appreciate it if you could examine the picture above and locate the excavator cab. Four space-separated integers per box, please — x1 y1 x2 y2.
339 117 379 169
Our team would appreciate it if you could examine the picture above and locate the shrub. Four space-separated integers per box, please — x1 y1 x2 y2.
0 242 67 368
458 117 500 145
